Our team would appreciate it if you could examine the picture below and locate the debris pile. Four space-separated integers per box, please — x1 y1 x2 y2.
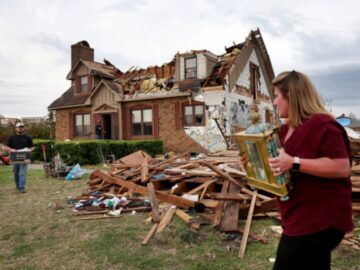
70 150 360 256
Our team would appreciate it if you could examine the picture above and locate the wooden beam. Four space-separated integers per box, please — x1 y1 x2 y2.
239 189 258 258
92 170 197 209
209 193 250 201
220 183 241 232
147 182 161 222
141 157 149 183
200 161 243 189
186 180 216 195
213 180 230 229
241 187 273 201
142 223 159 245
156 207 176 233
175 209 200 230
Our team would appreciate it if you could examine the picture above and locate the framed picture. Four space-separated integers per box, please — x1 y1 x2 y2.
233 129 290 197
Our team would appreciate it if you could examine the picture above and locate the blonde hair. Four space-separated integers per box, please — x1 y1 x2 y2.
272 70 331 127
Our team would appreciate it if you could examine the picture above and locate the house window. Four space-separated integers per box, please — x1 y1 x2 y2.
75 114 90 136
80 76 88 93
184 104 204 126
250 63 260 100
185 57 197 79
131 108 153 136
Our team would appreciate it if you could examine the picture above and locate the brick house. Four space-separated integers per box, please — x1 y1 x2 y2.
48 29 276 153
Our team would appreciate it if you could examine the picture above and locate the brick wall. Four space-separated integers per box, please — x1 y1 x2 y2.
158 98 206 153
55 109 70 140
122 97 206 153
55 107 92 141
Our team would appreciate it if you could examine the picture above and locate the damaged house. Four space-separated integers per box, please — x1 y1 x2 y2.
48 28 276 153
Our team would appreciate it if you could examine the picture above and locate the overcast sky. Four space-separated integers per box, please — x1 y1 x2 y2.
0 0 359 118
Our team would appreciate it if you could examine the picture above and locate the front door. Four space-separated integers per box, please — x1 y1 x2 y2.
102 114 112 139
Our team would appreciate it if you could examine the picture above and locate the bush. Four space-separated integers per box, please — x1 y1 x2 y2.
52 140 163 165
32 139 55 162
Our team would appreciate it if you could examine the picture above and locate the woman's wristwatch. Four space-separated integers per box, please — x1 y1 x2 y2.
291 156 301 173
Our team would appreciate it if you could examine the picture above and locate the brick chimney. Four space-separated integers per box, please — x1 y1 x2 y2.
71 41 94 68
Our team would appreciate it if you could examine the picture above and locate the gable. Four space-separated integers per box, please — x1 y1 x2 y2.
93 103 118 113
66 60 89 80
90 84 116 106
235 49 270 98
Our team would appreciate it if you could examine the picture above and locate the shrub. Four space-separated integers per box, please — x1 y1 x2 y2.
53 140 163 165
32 139 55 162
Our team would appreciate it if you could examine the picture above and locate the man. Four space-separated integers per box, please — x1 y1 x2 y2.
3 122 34 193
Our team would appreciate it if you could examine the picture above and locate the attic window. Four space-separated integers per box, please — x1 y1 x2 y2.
185 57 197 79
249 62 260 100
80 76 88 93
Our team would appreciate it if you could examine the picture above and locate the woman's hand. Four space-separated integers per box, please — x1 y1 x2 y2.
268 149 293 176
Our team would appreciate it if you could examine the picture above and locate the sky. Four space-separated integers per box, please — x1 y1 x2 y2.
0 0 359 118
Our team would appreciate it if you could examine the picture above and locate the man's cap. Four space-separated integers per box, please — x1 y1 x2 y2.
15 122 25 128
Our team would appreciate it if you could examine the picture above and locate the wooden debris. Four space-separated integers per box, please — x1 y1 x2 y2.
221 183 241 232
239 189 258 258
156 206 176 233
147 182 161 222
92 170 197 209
175 209 201 230
142 223 159 245
200 161 244 189
213 180 230 229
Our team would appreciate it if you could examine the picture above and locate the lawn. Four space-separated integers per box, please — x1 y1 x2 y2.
0 166 359 270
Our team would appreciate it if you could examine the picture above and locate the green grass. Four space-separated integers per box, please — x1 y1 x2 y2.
0 165 359 270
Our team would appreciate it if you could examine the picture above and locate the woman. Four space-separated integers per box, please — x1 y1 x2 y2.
268 71 353 269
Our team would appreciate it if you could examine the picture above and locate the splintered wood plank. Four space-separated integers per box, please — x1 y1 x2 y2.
199 199 219 209
222 166 246 177
213 180 230 229
175 209 200 230
142 223 159 245
165 168 218 177
156 207 176 233
141 157 149 183
120 150 152 166
209 193 250 201
220 183 241 232
238 198 278 218
238 189 258 258
147 182 161 222
128 153 189 178
92 170 196 209
186 180 216 195
200 161 243 189
241 187 272 201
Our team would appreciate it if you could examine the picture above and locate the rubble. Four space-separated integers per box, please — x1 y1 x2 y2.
69 150 360 257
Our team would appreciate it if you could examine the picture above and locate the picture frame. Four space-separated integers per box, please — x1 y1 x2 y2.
233 129 290 197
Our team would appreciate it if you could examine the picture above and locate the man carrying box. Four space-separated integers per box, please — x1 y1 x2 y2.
3 122 34 193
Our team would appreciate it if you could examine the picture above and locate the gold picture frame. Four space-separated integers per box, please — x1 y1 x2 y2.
233 129 290 197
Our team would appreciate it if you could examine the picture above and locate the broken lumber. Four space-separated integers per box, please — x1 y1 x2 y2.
92 170 200 210
142 223 159 245
156 206 176 233
175 209 201 230
221 183 241 232
200 161 243 189
239 189 258 258
147 182 161 222
213 180 230 229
